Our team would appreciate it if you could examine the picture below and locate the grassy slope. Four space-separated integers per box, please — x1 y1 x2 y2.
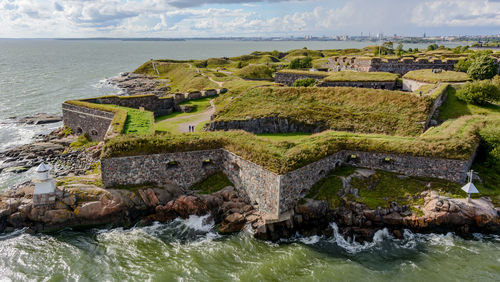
324 71 399 82
103 115 479 174
190 171 234 194
156 96 214 122
403 69 471 83
214 87 433 136
437 87 500 205
104 105 154 135
234 64 274 80
134 62 218 92
305 166 464 210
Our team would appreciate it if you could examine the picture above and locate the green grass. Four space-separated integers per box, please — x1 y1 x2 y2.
103 116 480 174
437 87 500 120
134 62 218 92
276 69 329 77
155 96 214 122
403 69 471 83
191 171 234 194
214 86 434 136
103 105 154 135
256 133 312 142
350 170 464 209
324 71 399 82
305 174 344 208
70 134 98 149
472 161 500 206
234 64 274 80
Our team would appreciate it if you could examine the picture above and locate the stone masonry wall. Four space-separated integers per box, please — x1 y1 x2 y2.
402 78 430 92
84 95 175 117
222 151 281 218
208 117 326 134
101 149 281 218
101 150 224 188
276 150 474 215
101 147 475 220
328 57 458 74
274 72 328 86
317 80 396 90
62 103 114 141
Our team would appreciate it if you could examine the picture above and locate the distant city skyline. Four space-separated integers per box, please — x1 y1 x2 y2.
0 0 499 38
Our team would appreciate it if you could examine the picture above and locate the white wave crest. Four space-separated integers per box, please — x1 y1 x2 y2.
327 222 393 254
176 214 214 233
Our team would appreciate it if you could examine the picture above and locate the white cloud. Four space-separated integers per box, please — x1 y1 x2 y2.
412 0 500 27
0 0 497 37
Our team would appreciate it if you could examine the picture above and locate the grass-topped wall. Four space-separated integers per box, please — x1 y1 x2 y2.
323 71 399 82
102 114 481 175
403 69 471 83
212 87 436 136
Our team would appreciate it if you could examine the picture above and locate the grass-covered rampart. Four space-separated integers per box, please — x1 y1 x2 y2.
213 86 435 136
403 69 471 83
134 61 218 92
323 71 399 82
102 114 480 175
64 100 128 136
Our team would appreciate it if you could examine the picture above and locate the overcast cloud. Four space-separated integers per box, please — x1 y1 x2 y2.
0 0 498 37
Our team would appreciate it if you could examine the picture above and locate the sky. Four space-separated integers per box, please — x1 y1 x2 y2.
0 0 499 38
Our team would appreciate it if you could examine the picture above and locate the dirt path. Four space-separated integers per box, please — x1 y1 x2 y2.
177 100 215 133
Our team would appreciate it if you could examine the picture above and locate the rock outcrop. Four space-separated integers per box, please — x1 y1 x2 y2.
254 190 500 241
0 128 98 176
0 181 257 235
109 72 170 96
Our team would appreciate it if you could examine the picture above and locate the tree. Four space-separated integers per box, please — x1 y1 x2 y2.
467 55 499 80
293 78 317 87
289 57 313 69
427 44 439 51
454 58 471 72
395 43 404 56
456 80 500 105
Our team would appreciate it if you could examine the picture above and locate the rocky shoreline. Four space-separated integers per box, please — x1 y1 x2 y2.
1 80 498 242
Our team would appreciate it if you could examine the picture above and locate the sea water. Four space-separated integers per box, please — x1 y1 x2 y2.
2 39 498 281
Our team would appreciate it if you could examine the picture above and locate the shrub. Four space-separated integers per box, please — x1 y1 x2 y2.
479 119 500 170
236 61 249 68
454 58 471 73
289 57 313 69
293 78 317 87
234 64 274 80
427 44 439 51
456 80 500 105
467 55 499 80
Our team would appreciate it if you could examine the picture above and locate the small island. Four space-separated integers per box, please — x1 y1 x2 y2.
1 46 499 241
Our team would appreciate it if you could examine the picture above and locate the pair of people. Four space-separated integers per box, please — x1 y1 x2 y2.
188 125 195 132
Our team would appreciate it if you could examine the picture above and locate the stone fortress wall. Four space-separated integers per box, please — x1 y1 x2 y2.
328 56 500 75
208 117 326 134
62 89 223 141
328 57 458 74
101 147 476 220
274 71 396 90
62 103 115 141
274 72 328 86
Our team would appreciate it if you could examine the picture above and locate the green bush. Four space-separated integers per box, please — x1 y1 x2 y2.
236 61 249 68
293 78 317 87
479 119 500 170
234 64 274 80
427 44 439 51
289 57 313 69
454 58 471 72
467 55 499 80
456 80 500 105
